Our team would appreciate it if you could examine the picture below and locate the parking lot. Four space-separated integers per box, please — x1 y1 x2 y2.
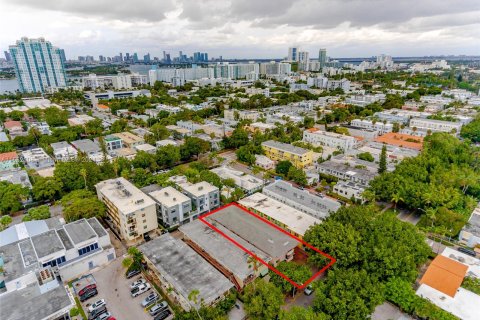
80 258 154 320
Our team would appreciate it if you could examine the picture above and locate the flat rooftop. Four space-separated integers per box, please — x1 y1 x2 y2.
180 220 270 281
262 140 310 156
30 230 65 259
210 167 263 191
87 217 108 238
238 193 321 236
149 187 190 207
71 139 101 154
205 205 298 259
0 240 38 282
182 181 218 197
63 219 98 245
139 234 233 308
375 133 423 150
95 177 155 214
0 281 74 320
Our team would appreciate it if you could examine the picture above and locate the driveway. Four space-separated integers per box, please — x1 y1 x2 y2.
283 290 315 310
84 259 152 320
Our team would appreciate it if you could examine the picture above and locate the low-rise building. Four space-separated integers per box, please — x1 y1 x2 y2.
317 160 376 186
333 181 365 202
139 234 234 311
459 204 480 248
134 143 157 154
95 177 158 244
409 118 463 134
30 121 51 135
303 128 357 151
247 122 276 133
149 187 193 227
210 166 263 195
20 148 54 170
51 141 78 161
172 177 220 216
0 169 32 188
238 193 321 238
263 180 341 220
67 114 96 126
350 119 393 135
71 139 102 155
113 131 145 148
262 140 313 169
374 132 424 150
3 120 25 138
180 220 269 290
0 151 18 171
100 134 123 151
255 154 275 170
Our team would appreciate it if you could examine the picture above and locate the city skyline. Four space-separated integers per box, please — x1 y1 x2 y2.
0 0 479 59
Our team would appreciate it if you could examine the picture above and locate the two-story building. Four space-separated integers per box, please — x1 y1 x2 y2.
261 140 313 169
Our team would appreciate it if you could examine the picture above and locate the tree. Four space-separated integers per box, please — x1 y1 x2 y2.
149 123 170 141
357 152 374 162
0 215 12 231
378 144 387 173
23 205 51 221
155 145 181 168
54 160 102 192
61 190 106 222
32 176 63 201
243 279 283 320
122 246 144 272
313 269 384 320
276 160 293 176
0 181 29 214
303 116 315 129
110 119 128 133
0 142 15 153
460 116 480 142
279 307 329 320
44 107 69 126
180 137 210 160
8 110 24 120
84 119 104 136
236 144 257 165
224 127 249 148
132 151 158 171
270 261 311 296
287 166 308 186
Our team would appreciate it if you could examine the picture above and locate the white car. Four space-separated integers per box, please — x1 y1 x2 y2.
88 299 106 313
130 278 146 290
131 283 151 297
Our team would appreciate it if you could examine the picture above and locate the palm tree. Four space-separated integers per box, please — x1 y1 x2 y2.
247 255 260 273
391 193 404 211
80 168 88 190
426 208 437 227
188 289 203 320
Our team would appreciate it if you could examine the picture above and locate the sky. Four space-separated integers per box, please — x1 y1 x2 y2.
1 0 479 60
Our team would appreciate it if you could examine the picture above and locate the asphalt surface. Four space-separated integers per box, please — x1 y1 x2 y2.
83 258 152 320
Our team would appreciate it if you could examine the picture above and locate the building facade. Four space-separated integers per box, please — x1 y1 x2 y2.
303 128 357 151
261 140 313 168
149 187 193 227
9 37 67 93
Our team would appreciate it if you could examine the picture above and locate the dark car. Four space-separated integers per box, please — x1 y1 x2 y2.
126 269 141 279
153 309 172 320
458 247 476 257
80 288 98 302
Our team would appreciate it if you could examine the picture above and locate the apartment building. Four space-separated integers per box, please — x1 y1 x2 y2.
67 114 96 126
255 154 275 170
333 181 365 202
113 131 145 148
350 119 393 135
149 187 193 227
20 148 54 170
182 181 220 215
409 118 463 134
95 178 158 244
317 160 377 186
261 140 313 169
99 134 123 151
51 141 78 161
303 128 357 151
0 151 18 171
82 73 147 90
71 139 102 156
210 166 264 195
263 180 341 220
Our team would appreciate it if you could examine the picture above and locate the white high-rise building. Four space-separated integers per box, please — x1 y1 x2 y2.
288 47 298 61
9 37 67 93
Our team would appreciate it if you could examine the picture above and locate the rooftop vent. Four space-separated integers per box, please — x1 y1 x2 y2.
135 199 145 205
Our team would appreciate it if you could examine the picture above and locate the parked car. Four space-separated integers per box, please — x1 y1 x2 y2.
126 269 141 279
131 283 151 297
88 306 107 320
141 292 159 308
79 284 97 297
88 299 106 313
80 289 98 302
304 285 313 296
153 309 172 320
458 247 476 257
149 301 168 316
95 311 112 320
130 278 146 290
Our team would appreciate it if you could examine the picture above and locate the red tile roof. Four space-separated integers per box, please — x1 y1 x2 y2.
0 151 18 162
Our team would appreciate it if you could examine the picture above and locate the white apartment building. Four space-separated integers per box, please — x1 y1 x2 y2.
95 178 158 244
213 63 260 80
333 181 365 202
149 66 215 86
51 141 78 161
327 78 350 92
171 176 220 216
20 148 55 170
224 109 260 122
255 154 275 170
149 187 193 227
345 94 386 107
259 62 291 76
303 129 357 151
350 119 393 135
409 118 463 134
82 73 148 90
211 166 264 195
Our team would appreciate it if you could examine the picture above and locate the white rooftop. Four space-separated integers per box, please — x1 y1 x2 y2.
149 187 190 207
96 177 155 215
416 285 480 320
182 181 218 197
441 247 480 279
238 192 321 236
211 167 263 191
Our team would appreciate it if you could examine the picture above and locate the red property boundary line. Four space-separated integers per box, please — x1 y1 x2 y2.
199 202 336 289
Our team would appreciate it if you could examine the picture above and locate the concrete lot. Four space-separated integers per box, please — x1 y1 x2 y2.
82 258 152 320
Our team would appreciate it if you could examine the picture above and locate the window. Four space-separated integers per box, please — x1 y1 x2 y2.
78 243 99 256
